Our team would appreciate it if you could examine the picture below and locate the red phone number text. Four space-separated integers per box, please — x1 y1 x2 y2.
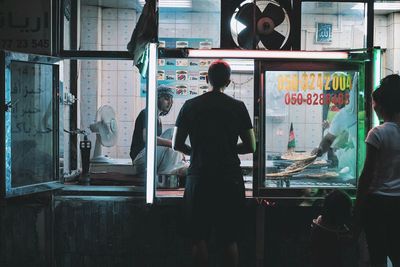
284 93 350 106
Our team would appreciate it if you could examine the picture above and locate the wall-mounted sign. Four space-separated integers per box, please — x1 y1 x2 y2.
0 0 52 54
315 22 332 44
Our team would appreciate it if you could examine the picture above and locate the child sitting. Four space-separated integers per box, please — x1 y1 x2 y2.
310 190 355 267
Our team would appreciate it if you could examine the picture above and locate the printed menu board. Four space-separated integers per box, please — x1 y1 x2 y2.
140 37 213 98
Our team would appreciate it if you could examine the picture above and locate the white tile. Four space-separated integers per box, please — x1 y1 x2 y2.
100 95 117 107
289 104 306 124
305 123 322 149
159 12 176 24
80 70 99 96
384 49 395 74
374 26 387 49
80 43 99 50
102 45 119 51
175 24 192 38
80 60 98 70
305 105 323 124
102 8 118 20
81 18 100 44
393 24 400 48
392 48 400 73
265 124 274 152
117 146 130 159
117 71 135 95
175 12 191 24
102 147 117 158
191 13 208 23
374 15 388 27
101 70 118 96
240 87 253 98
271 124 287 153
102 60 118 70
117 121 133 146
81 5 99 18
118 60 134 71
117 20 135 43
134 96 146 115
118 9 136 20
159 24 176 38
102 20 118 45
338 30 352 49
117 96 135 122
394 13 400 25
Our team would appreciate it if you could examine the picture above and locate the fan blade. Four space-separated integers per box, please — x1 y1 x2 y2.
259 30 285 50
238 27 260 49
235 2 262 28
262 3 285 27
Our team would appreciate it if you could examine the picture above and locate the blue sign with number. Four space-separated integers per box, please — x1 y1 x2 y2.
316 23 332 43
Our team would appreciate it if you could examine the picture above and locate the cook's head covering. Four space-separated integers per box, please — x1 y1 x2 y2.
157 85 174 99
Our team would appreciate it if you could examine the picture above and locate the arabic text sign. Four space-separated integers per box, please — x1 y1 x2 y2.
0 0 51 54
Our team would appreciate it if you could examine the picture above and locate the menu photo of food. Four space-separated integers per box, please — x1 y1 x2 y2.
189 60 199 66
189 71 199 80
165 70 175 80
176 70 188 81
176 59 189 67
159 40 166 48
176 84 188 96
157 70 165 80
176 41 188 48
166 59 175 66
199 71 208 81
198 84 209 94
199 60 212 68
189 86 198 95
158 59 165 66
199 41 212 49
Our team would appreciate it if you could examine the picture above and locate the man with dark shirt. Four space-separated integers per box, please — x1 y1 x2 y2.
173 60 256 267
130 85 185 176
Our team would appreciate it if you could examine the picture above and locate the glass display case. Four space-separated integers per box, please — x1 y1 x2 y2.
147 48 378 203
255 53 375 198
261 66 361 190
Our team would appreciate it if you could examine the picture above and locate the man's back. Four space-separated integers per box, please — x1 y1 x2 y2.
176 91 252 176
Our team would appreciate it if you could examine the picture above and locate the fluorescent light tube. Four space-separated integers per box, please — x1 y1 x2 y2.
139 0 192 8
352 2 400 11
187 49 349 60
146 43 157 204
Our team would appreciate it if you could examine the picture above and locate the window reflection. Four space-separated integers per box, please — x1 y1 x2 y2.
10 62 54 187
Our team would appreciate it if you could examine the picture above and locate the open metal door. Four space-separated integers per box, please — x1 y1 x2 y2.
1 50 63 198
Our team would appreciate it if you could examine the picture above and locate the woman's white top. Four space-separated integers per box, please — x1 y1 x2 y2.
365 122 400 196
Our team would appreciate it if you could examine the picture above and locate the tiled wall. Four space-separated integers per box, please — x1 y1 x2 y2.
374 13 400 76
79 6 222 160
79 6 139 159
159 11 220 45
301 13 366 50
77 4 400 161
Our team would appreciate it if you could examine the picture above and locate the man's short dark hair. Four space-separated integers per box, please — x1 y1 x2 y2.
322 190 352 226
158 85 174 99
373 74 400 115
208 60 231 88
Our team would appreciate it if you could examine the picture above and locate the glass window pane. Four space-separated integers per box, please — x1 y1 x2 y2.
63 0 221 51
63 0 138 51
301 2 367 50
154 58 254 198
158 0 221 48
76 60 145 187
10 61 54 187
264 70 358 189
